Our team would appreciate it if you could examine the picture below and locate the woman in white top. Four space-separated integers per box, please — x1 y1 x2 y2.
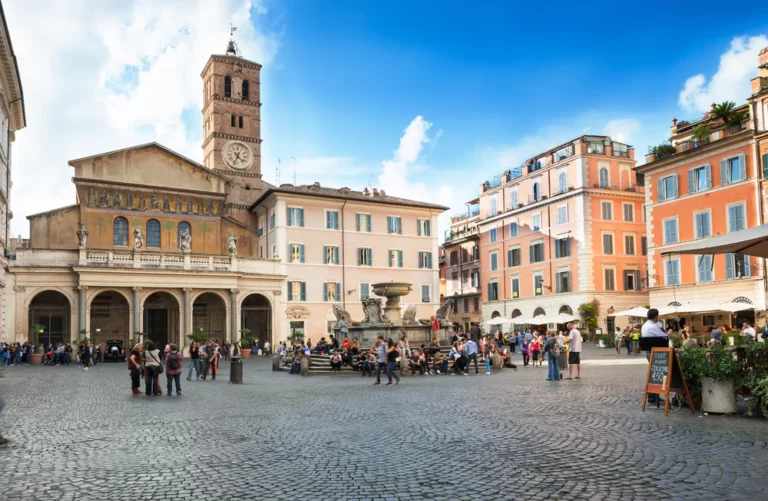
143 341 162 396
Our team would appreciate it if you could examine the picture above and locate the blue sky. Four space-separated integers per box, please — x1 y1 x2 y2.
6 0 768 237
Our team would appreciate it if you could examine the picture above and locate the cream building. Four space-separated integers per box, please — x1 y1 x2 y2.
0 3 26 342
5 40 446 347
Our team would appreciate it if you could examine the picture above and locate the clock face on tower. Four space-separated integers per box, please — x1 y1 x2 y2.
223 141 253 170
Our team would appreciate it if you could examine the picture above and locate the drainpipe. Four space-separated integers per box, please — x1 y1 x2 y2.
501 186 507 317
341 199 347 309
547 168 554 296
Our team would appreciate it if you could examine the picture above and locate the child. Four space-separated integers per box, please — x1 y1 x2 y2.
521 338 530 367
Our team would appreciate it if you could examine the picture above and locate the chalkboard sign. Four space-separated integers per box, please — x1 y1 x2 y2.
642 347 695 416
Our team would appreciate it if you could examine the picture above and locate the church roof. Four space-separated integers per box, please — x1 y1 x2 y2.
67 142 232 183
249 183 449 212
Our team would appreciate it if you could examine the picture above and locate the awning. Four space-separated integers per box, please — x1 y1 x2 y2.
660 224 768 258
656 301 755 318
525 313 580 325
611 307 649 318
482 317 513 326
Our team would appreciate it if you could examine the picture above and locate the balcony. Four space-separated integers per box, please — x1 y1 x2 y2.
444 226 479 243
645 121 748 164
82 249 238 271
592 183 640 192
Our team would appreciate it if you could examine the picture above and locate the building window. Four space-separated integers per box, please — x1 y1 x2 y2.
288 207 304 227
532 213 541 231
530 242 544 263
727 203 746 232
694 211 711 239
490 197 497 216
641 236 647 256
556 271 571 293
360 283 370 301
356 213 372 232
510 190 519 209
269 209 275 229
472 245 479 261
721 155 746 185
389 249 403 268
418 251 432 269
326 210 339 230
509 221 518 237
271 244 277 258
488 282 499 301
556 205 568 225
599 167 609 188
623 203 634 222
238 116 243 128
554 145 574 161
511 277 520 298
624 234 635 255
417 219 431 236
697 255 713 282
421 285 431 302
463 297 469 313
224 75 232 98
604 268 616 291
532 181 541 202
450 272 458 291
287 281 306 301
490 251 498 271
290 243 305 263
665 259 681 286
461 270 469 287
387 216 402 234
450 251 458 266
555 236 570 258
688 164 712 193
658 174 678 201
471 271 480 287
489 228 497 243
242 80 249 101
324 246 339 265
324 282 341 302
726 253 750 279
508 247 521 267
231 114 235 127
145 219 161 248
473 296 479 312
558 172 567 193
663 219 678 244
624 270 640 291
703 315 715 327
177 221 191 249
588 141 604 154
534 275 544 296
601 201 613 220
602 234 614 254
113 217 129 246
612 142 629 157
358 248 373 266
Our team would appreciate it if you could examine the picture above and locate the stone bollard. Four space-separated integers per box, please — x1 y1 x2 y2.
492 353 503 371
399 357 410 376
300 357 309 376
272 353 280 372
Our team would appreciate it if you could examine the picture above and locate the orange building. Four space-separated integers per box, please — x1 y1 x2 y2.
442 200 482 331
636 47 768 330
478 135 648 332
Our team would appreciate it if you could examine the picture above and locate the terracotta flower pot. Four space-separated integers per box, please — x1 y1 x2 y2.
241 349 252 359
30 353 43 365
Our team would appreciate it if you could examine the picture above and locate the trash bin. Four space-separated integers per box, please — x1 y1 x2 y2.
558 350 568 371
230 356 243 384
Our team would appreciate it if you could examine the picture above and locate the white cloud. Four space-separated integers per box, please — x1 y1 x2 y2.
603 119 641 144
5 0 279 236
678 35 768 113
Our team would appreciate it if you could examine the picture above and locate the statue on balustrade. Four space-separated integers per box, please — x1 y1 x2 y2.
76 223 88 248
228 233 238 256
133 226 144 250
180 229 192 253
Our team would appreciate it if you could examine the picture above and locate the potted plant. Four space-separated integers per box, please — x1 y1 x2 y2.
30 324 45 365
691 125 710 146
239 328 255 358
702 345 742 413
187 327 209 344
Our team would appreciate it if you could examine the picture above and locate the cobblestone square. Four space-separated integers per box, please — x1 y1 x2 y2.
1 348 768 500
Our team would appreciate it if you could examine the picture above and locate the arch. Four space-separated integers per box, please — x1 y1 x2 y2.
113 216 128 246
224 75 232 98
142 291 180 350
190 289 229 305
177 221 191 249
558 305 573 315
242 79 249 101
558 172 567 193
146 219 161 248
732 296 753 304
241 293 272 346
89 290 130 345
599 167 609 188
533 307 546 317
193 292 227 343
532 181 541 201
28 290 71 346
491 311 501 319
511 309 522 318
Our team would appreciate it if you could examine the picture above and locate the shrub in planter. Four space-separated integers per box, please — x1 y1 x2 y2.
599 334 614 348
678 348 708 410
669 333 683 349
703 346 743 413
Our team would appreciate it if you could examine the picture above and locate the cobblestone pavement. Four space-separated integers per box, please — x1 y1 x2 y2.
1 347 767 501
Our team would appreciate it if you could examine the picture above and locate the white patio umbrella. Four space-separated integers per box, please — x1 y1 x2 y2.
611 307 649 318
482 317 513 326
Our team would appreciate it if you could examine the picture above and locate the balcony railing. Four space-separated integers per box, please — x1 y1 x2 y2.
592 183 639 192
444 226 479 243
82 249 239 272
646 122 748 164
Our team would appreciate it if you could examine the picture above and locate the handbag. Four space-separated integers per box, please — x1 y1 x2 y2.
148 351 163 374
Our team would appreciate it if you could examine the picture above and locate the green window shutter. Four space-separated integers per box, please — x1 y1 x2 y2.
398 250 403 268
367 216 371 233
299 209 304 227
300 282 306 301
367 249 372 266
323 246 328 264
287 209 293 226
762 153 768 179
287 281 292 301
357 249 362 266
356 214 361 232
323 283 328 302
657 178 665 201
335 247 340 265
300 244 305 263
387 217 392 234
335 283 341 301
725 253 734 279
720 159 729 186
688 169 695 194
417 220 422 236
425 220 430 236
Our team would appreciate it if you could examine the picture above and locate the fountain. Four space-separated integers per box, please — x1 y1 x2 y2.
331 281 453 346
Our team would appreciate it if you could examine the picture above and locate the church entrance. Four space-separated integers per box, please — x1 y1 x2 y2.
29 291 71 346
193 293 227 343
90 291 130 346
241 294 271 345
143 292 179 351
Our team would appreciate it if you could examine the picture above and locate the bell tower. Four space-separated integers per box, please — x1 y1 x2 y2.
201 33 263 223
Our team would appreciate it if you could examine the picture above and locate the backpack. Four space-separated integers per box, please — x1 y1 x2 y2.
167 352 181 370
550 340 561 357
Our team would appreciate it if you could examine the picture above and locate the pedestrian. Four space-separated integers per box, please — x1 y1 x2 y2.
484 343 494 375
164 344 183 396
142 341 162 396
614 328 622 356
200 341 210 380
186 341 200 381
207 343 220 381
128 345 143 395
373 336 387 386
464 336 479 376
431 315 440 337
521 337 530 367
223 341 231 361
82 341 91 370
399 332 411 358
545 331 561 381
385 338 400 386
530 333 541 368
337 314 350 340
565 322 582 380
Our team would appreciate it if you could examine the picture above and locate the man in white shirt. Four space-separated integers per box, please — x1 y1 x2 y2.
741 322 756 340
565 322 582 380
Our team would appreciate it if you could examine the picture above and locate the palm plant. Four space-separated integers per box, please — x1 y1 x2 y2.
711 101 747 127
692 125 710 142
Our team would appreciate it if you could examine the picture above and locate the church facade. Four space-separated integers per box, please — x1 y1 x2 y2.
6 44 445 348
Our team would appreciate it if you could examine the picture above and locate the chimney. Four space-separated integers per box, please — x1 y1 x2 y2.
372 188 379 197
362 187 370 196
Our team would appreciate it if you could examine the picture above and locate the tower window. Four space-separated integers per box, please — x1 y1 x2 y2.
231 115 235 127
242 80 249 101
239 116 243 129
224 75 232 98
113 217 128 246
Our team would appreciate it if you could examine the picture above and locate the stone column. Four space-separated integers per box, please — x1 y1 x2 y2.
78 286 87 338
133 287 142 343
230 288 239 345
183 288 192 343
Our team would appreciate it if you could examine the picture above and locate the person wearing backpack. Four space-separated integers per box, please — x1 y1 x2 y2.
164 344 183 396
545 331 561 381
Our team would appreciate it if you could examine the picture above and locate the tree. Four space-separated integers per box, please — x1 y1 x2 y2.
187 327 209 344
578 300 600 339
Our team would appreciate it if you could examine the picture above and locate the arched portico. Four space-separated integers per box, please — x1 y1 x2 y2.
193 292 227 343
88 290 131 345
142 291 180 349
240 293 272 346
28 291 71 346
